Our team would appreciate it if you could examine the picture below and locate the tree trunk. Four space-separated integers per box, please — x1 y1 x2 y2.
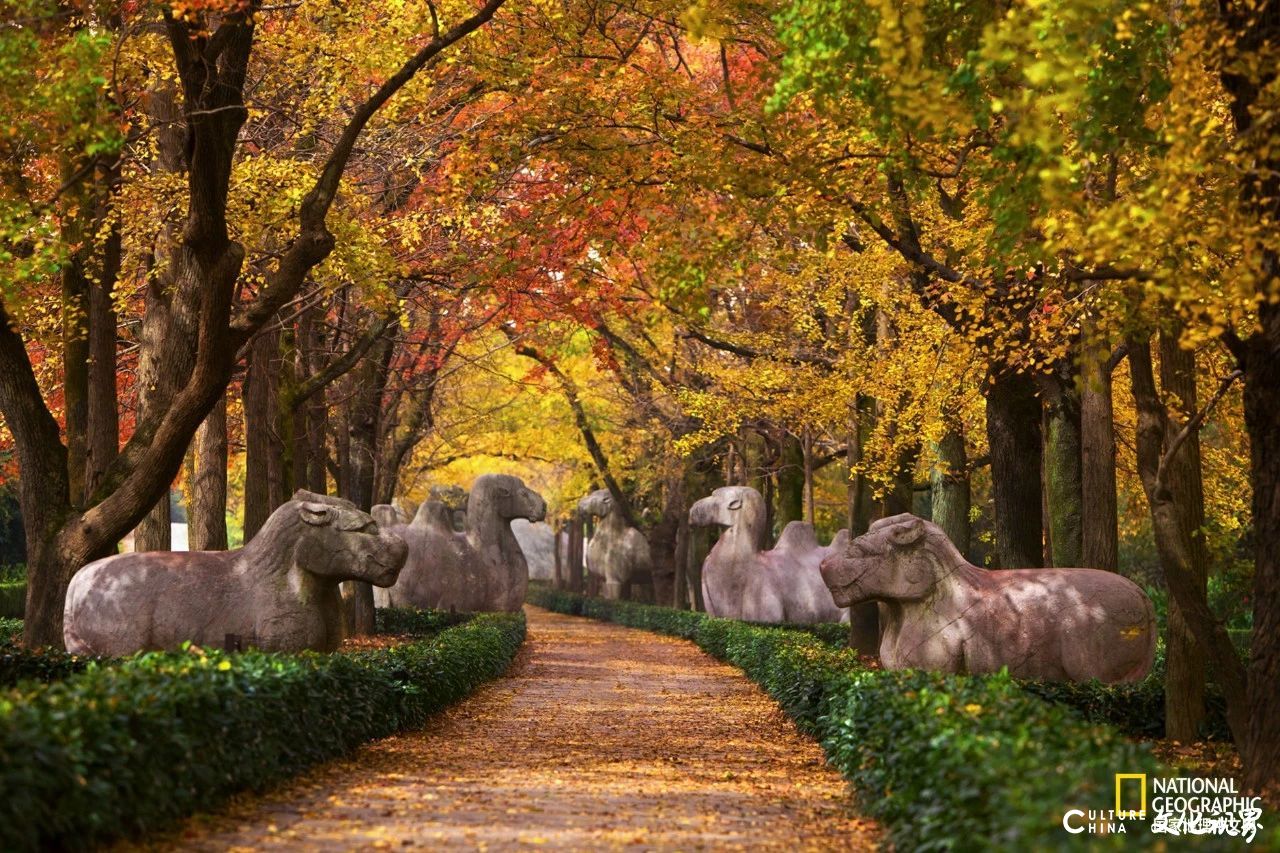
1159 331 1209 742
187 396 228 551
84 230 120 508
277 319 300 497
1216 0 1280 796
1042 372 1083 567
775 433 804 529
61 220 91 509
686 526 707 612
1081 327 1119 571
930 424 970 554
848 395 877 534
803 428 815 525
1128 334 1249 752
883 441 919 517
673 514 689 609
985 366 1043 568
242 326 280 542
1242 312 1280 793
569 515 585 595
341 338 393 636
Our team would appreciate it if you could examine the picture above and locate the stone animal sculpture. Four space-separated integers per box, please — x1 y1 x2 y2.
688 486 854 624
578 489 652 599
511 519 566 581
376 474 546 612
819 513 1156 682
64 491 408 655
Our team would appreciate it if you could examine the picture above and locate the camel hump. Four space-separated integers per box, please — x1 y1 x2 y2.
412 500 455 530
827 528 850 552
774 521 820 553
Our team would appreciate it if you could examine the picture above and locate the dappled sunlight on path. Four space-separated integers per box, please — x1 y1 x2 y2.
140 606 879 851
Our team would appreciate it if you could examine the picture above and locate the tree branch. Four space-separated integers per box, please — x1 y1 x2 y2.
1156 369 1243 492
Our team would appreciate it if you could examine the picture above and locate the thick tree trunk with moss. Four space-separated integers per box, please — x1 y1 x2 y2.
1158 331 1209 742
1042 372 1083 568
1081 328 1120 571
985 367 1043 568
930 425 970 555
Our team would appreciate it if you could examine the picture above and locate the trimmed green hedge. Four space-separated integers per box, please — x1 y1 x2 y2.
1019 657 1232 742
525 583 851 644
0 610 525 851
0 583 23 619
527 587 1259 850
375 606 472 635
0 645 93 688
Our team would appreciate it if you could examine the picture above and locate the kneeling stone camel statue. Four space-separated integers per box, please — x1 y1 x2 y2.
819 513 1156 682
689 486 853 625
376 474 546 612
579 489 652 599
64 491 408 655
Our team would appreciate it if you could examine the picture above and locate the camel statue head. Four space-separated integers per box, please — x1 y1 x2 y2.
470 474 547 523
577 489 617 520
820 513 963 606
688 486 767 550
275 491 408 587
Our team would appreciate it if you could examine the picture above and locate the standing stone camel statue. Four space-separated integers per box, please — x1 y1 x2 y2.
819 514 1156 682
375 474 546 612
579 489 652 599
688 486 852 624
64 491 408 655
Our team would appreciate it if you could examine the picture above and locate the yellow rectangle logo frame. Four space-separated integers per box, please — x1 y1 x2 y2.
1115 773 1147 818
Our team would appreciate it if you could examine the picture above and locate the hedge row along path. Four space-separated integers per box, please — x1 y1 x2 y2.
142 606 880 851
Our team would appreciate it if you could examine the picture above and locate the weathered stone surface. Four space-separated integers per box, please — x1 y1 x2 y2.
688 486 851 625
819 513 1156 682
578 490 652 599
64 491 408 655
511 519 564 581
378 474 546 612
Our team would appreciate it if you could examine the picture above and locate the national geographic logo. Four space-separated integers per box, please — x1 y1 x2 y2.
1062 772 1264 842
1115 773 1147 819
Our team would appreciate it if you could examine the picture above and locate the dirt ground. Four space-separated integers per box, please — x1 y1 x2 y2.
132 605 880 851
